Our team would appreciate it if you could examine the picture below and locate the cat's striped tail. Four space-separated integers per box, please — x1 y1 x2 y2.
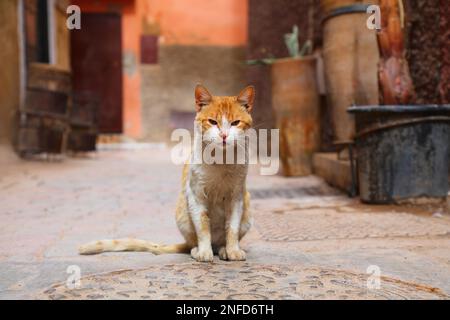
78 238 191 255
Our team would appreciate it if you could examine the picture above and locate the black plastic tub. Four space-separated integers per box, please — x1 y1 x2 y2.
348 105 450 204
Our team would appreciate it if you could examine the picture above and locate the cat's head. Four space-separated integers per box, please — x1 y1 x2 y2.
194 84 255 148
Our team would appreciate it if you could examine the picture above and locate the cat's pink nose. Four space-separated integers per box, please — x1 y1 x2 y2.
219 132 228 140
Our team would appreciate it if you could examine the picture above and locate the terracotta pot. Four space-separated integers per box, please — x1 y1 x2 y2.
271 57 321 176
321 0 380 144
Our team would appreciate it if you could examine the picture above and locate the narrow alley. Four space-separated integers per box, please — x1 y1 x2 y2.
1 146 449 299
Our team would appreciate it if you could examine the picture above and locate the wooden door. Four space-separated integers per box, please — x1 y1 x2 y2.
71 13 123 133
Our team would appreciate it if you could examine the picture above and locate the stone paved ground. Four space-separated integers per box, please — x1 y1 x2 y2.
0 145 449 300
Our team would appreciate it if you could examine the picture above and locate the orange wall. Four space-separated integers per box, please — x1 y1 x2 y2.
70 0 248 138
140 0 248 46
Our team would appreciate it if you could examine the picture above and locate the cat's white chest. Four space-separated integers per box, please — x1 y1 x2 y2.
189 163 247 247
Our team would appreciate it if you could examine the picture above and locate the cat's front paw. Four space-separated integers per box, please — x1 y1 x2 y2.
226 248 246 261
191 247 214 262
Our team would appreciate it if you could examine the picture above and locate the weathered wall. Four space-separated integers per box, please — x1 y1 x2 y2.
247 0 323 145
72 0 248 141
140 0 248 46
140 0 248 142
405 0 450 104
438 0 450 104
439 0 450 104
0 0 20 144
141 45 246 141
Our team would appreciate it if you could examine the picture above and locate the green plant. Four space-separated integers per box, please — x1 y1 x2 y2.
246 25 312 65
284 25 299 57
284 25 312 58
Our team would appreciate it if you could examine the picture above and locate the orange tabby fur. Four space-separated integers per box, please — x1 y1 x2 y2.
79 85 255 262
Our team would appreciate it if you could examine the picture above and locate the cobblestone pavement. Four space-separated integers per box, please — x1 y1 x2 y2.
0 145 449 300
39 263 447 300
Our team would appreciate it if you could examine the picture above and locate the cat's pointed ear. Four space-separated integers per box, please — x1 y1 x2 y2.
237 85 255 112
195 84 212 112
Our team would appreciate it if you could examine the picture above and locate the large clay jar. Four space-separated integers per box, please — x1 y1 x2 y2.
271 57 321 176
321 0 380 143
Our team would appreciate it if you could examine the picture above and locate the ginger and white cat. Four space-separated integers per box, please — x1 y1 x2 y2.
79 84 255 262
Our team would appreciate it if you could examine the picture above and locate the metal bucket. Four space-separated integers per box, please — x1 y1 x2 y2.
348 105 450 204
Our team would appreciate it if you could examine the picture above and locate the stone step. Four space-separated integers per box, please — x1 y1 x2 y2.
312 152 353 193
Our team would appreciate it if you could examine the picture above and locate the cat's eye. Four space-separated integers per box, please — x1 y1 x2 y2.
231 120 240 126
208 119 218 125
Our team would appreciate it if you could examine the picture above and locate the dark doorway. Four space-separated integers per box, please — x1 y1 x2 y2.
71 13 123 133
24 0 50 64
